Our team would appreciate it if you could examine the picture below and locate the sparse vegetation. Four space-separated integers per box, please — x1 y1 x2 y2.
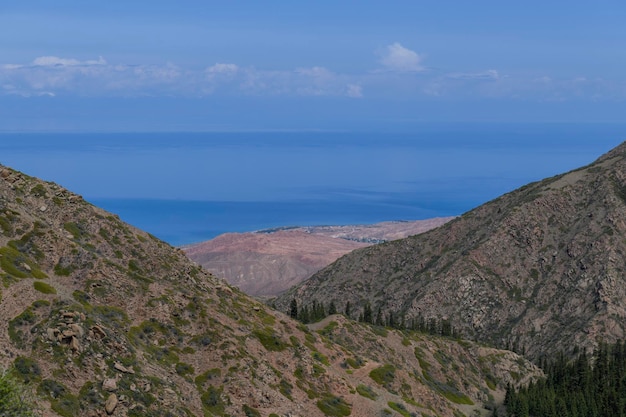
356 384 377 400
252 327 288 351
369 364 396 387
33 280 56 294
316 394 351 416
0 368 39 417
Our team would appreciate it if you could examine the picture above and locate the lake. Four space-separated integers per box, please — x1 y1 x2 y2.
1 123 624 245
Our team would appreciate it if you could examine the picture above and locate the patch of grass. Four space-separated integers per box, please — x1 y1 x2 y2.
78 381 104 408
64 222 87 240
8 307 38 347
0 246 45 279
242 404 261 417
345 356 365 369
356 384 377 400
54 261 75 277
37 379 80 417
279 379 293 400
33 281 56 294
201 385 226 415
12 356 41 384
91 305 129 327
175 362 194 377
190 333 214 348
0 369 39 416
0 214 13 236
414 347 431 372
72 290 91 306
369 364 396 387
252 327 288 352
30 184 47 197
316 394 351 416
318 321 339 337
195 368 222 389
388 401 411 417
312 350 330 366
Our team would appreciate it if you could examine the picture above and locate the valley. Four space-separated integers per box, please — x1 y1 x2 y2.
2 141 626 416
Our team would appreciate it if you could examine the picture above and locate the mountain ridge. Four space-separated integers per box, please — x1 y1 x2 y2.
0 163 539 416
276 141 626 360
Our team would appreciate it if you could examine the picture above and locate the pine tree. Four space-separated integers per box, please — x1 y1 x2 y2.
289 299 298 319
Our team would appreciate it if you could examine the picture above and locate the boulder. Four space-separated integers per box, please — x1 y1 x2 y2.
105 393 118 415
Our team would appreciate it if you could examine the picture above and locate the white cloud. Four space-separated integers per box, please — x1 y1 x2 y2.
380 43 424 72
446 70 500 80
346 84 363 98
206 63 239 75
296 66 332 78
32 56 106 67
2 55 619 102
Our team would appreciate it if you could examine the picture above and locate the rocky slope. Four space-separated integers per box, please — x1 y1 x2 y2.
277 141 626 361
0 164 537 416
184 218 452 298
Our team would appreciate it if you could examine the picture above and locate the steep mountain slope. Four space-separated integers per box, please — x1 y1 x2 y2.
184 218 452 298
277 142 626 360
0 164 538 416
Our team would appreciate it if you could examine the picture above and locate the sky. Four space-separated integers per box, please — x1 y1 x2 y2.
2 1 626 131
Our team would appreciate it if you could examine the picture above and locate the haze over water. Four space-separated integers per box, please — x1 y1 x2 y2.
1 123 624 245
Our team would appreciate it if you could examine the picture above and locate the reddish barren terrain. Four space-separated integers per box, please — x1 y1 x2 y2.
184 217 453 297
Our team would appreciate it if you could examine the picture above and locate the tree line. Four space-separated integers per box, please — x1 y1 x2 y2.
288 298 458 338
505 341 626 417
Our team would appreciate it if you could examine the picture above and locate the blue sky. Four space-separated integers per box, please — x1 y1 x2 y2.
2 1 626 131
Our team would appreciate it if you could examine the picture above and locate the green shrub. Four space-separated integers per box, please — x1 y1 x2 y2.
316 394 351 416
38 379 79 417
72 290 90 305
388 401 410 417
369 364 396 387
8 307 37 347
201 386 226 415
175 362 194 377
54 262 75 277
252 327 288 352
33 281 56 294
12 356 41 384
346 357 365 369
0 369 38 416
195 368 222 389
356 384 377 400
0 246 45 279
242 404 261 417
64 222 85 240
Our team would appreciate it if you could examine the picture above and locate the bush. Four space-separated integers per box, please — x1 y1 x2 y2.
33 281 56 294
369 364 396 387
0 369 38 416
316 394 351 416
356 384 377 400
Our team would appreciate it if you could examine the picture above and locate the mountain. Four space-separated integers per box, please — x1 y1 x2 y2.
0 164 538 416
276 142 626 360
184 218 452 298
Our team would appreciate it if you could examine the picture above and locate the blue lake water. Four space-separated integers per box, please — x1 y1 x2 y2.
1 123 625 245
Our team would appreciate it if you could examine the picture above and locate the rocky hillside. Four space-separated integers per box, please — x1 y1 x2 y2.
184 218 452 298
0 164 538 416
184 231 368 297
277 141 626 361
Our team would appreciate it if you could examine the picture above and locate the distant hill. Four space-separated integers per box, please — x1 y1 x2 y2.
0 164 537 416
184 218 453 297
277 141 626 360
